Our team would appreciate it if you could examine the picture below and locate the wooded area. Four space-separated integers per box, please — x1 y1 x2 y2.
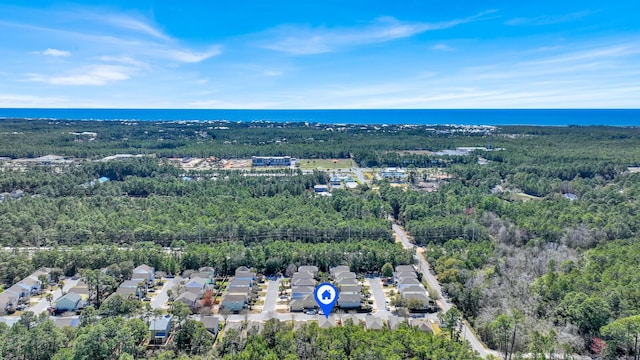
2 119 640 358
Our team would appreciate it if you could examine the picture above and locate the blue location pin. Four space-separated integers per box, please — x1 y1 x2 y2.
314 282 339 318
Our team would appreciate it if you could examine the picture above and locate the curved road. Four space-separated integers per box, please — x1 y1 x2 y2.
392 223 498 358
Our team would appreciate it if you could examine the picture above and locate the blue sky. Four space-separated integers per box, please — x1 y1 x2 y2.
0 0 638 108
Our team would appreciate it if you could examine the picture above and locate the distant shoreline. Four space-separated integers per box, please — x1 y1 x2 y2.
0 108 638 126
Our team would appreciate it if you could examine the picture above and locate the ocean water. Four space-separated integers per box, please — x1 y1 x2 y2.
0 108 638 126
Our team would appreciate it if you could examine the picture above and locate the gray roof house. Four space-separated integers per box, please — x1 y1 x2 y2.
397 278 421 290
395 265 415 273
234 271 256 282
292 278 317 287
133 264 155 282
56 292 82 312
221 294 247 313
289 294 317 312
0 291 18 314
184 277 207 290
291 286 314 300
338 293 361 309
330 265 350 275
298 266 319 277
365 316 384 330
228 278 253 288
200 316 220 338
175 292 199 310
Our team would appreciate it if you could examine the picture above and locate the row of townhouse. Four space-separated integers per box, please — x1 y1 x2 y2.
220 266 257 313
330 266 363 309
289 265 319 312
393 265 430 311
0 268 51 314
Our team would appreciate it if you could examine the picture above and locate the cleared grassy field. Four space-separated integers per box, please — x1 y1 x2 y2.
299 158 354 170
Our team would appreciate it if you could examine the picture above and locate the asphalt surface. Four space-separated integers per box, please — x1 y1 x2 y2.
262 277 280 313
392 223 498 358
151 276 179 310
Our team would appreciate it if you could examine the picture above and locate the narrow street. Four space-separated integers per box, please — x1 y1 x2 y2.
262 277 280 314
392 223 498 358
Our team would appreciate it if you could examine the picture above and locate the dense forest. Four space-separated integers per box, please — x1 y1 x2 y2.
3 119 640 358
0 312 479 360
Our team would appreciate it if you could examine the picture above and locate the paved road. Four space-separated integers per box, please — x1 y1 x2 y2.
151 276 179 310
392 223 498 358
366 278 390 317
262 277 281 313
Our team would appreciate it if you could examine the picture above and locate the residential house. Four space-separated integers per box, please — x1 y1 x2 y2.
395 265 415 273
227 286 251 298
410 319 433 333
289 294 316 312
132 264 155 283
220 294 247 313
235 266 251 273
365 316 384 330
291 271 314 281
5 284 29 299
337 293 361 309
0 291 18 314
68 280 89 299
387 316 404 330
199 316 219 339
56 292 82 312
330 265 350 275
184 277 207 291
318 315 336 329
199 267 216 276
175 292 199 311
234 271 256 282
397 278 421 290
335 277 358 286
149 315 172 344
338 284 361 295
334 271 356 281
298 265 318 277
228 278 253 289
291 286 314 300
292 278 317 287
393 272 417 285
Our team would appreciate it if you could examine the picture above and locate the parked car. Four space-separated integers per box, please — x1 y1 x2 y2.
305 310 317 315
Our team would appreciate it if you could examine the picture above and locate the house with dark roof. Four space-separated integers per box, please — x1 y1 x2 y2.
199 316 219 339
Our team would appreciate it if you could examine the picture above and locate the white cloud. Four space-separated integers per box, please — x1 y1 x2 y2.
102 15 171 41
94 55 149 69
26 65 135 85
262 10 497 55
33 48 71 57
161 47 222 63
430 43 455 51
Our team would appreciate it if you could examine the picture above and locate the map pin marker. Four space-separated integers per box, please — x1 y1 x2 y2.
314 282 339 319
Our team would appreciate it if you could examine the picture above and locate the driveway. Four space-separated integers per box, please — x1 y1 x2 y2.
262 277 281 314
366 277 390 317
151 276 179 310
